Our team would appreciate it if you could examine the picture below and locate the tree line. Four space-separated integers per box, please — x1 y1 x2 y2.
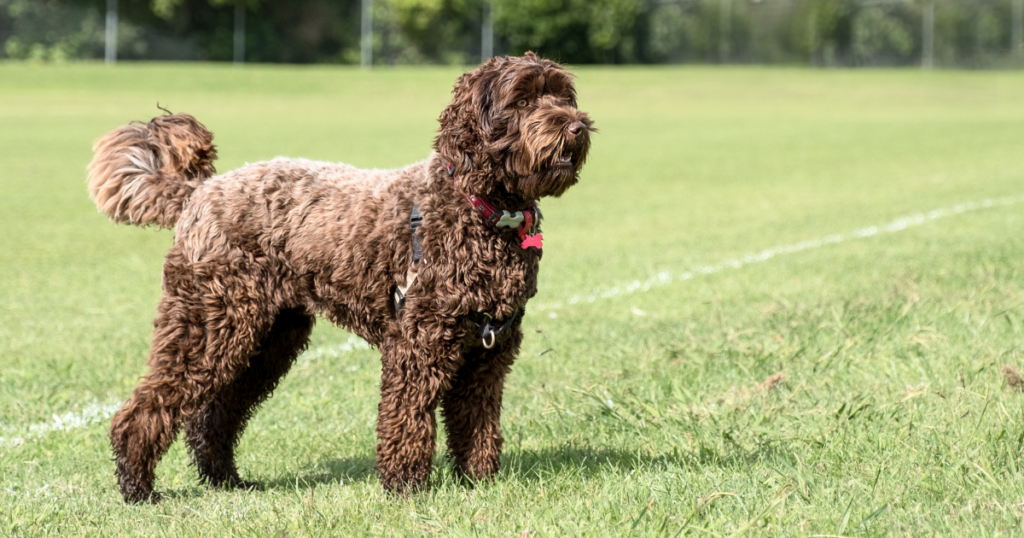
2 0 1022 66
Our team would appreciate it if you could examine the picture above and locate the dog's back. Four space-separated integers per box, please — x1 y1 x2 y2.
88 115 424 312
174 156 424 273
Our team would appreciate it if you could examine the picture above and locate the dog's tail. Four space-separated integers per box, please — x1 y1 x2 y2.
87 113 217 229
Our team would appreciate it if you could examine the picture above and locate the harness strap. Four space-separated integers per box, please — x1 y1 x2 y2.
393 188 523 348
467 309 522 349
409 205 424 262
393 204 423 312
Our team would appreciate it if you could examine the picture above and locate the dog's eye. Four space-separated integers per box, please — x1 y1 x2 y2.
516 99 527 107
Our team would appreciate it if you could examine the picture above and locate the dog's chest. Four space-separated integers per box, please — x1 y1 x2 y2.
475 245 539 311
428 223 541 319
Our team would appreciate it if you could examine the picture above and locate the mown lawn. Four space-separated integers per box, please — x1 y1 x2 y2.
1 62 1023 536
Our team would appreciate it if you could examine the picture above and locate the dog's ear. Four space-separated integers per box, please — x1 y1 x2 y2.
470 67 502 134
434 58 502 175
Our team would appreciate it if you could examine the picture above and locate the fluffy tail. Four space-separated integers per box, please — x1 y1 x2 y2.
87 113 217 229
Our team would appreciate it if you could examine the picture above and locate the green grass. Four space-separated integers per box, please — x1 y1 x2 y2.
1 61 1023 536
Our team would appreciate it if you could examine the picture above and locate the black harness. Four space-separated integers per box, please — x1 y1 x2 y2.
467 310 521 349
391 204 423 313
393 204 520 349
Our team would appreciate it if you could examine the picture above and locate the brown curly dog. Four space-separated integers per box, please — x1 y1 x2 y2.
86 53 594 504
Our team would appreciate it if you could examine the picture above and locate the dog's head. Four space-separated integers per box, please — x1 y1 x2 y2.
435 52 595 201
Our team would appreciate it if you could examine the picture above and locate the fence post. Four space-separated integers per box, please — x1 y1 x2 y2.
1014 0 1023 57
807 4 816 66
481 2 494 62
719 0 732 63
922 0 934 69
361 0 373 68
234 4 245 65
104 0 117 64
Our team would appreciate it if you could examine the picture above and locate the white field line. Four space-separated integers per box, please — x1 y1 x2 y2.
297 335 372 366
0 336 373 449
2 194 1020 446
0 400 122 449
533 193 1024 315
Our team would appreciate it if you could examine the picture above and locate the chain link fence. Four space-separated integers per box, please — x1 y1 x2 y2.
1 0 1022 67
649 0 1024 67
0 0 201 61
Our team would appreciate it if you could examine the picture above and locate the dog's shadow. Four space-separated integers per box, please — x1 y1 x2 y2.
254 442 708 492
155 454 377 502
259 454 379 491
500 444 690 482
162 439 775 500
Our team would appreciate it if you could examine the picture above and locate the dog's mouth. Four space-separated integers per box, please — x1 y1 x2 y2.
555 151 574 168
544 144 587 177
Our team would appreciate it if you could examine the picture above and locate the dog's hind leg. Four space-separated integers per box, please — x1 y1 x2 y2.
441 328 520 482
110 252 274 504
185 308 314 489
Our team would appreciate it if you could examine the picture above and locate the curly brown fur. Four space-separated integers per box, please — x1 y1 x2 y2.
185 308 313 489
89 113 217 229
88 53 594 504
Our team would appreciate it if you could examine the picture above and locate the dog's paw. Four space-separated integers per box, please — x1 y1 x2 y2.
380 470 431 497
123 490 162 505
222 478 261 491
384 481 430 498
207 474 261 491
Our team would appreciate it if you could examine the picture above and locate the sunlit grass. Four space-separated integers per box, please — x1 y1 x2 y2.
1 63 1022 536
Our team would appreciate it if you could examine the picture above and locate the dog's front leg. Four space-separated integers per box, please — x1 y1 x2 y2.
375 332 459 495
441 325 522 482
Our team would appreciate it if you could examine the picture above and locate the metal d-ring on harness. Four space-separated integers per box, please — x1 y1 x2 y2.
393 203 521 349
468 309 521 349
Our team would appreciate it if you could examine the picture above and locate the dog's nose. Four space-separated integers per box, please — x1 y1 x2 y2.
567 121 586 136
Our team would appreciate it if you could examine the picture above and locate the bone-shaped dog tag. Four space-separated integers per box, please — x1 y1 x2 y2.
521 233 543 250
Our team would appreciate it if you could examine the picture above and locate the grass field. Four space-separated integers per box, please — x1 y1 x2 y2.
1 62 1023 536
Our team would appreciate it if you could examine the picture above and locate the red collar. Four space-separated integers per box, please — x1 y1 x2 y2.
447 162 543 250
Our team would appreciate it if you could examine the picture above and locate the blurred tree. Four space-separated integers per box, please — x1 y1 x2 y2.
492 0 647 63
377 0 483 64
851 6 913 65
150 0 260 21
646 2 710 63
938 0 1011 67
2 0 1022 66
0 0 105 60
792 0 852 66
50 0 360 62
